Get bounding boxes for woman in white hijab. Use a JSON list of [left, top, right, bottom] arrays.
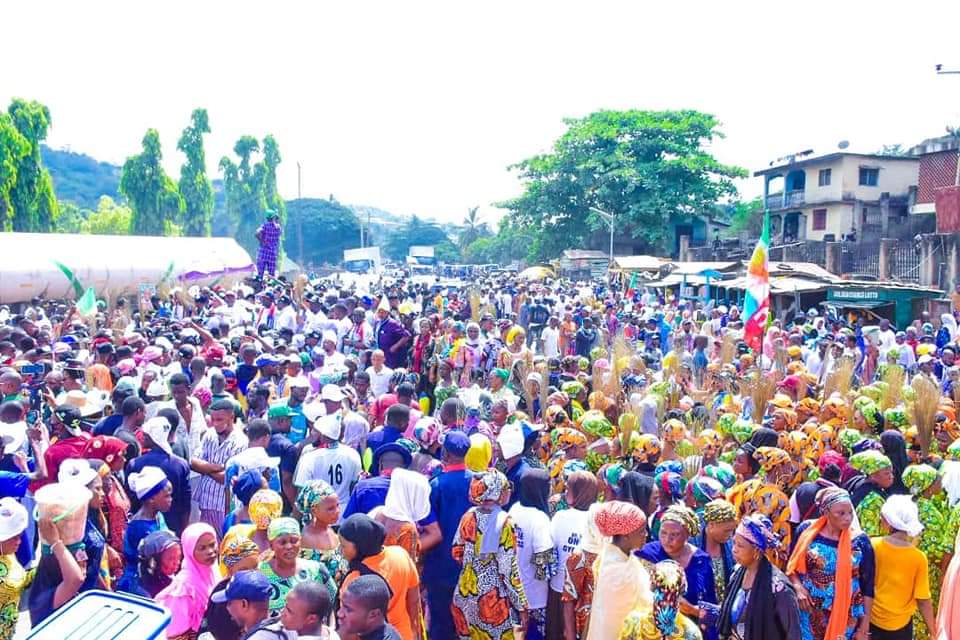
[[371, 467, 432, 563]]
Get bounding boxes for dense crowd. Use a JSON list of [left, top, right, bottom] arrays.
[[1, 265, 960, 640]]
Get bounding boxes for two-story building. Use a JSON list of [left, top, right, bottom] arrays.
[[754, 151, 919, 243]]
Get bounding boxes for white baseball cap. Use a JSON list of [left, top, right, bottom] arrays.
[[287, 376, 311, 390], [0, 497, 29, 541], [321, 384, 345, 403], [313, 414, 342, 440], [497, 423, 524, 459], [58, 458, 99, 486]]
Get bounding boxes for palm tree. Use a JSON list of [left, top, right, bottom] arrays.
[[460, 206, 482, 249]]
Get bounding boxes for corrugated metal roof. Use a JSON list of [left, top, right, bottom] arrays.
[[561, 250, 609, 260], [612, 255, 668, 271], [667, 262, 739, 275], [721, 275, 831, 293]]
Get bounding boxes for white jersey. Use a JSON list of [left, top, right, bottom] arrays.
[[294, 444, 362, 513], [549, 507, 588, 592], [508, 503, 554, 609]]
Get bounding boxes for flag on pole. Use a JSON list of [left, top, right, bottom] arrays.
[[76, 287, 98, 317], [625, 272, 638, 298], [743, 211, 770, 353]]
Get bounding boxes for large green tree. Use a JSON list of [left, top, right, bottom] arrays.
[[499, 110, 747, 259], [284, 198, 361, 266], [0, 113, 30, 230], [462, 216, 535, 264], [120, 129, 183, 235], [220, 135, 284, 257], [6, 99, 59, 231], [177, 108, 214, 236]]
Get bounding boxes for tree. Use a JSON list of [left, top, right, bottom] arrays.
[[83, 196, 133, 235], [120, 129, 183, 235], [498, 110, 747, 259], [458, 206, 490, 249], [462, 216, 536, 264], [0, 112, 29, 230], [177, 108, 214, 236], [53, 200, 86, 233], [728, 197, 764, 234], [220, 135, 284, 256], [284, 198, 361, 267], [383, 215, 453, 260], [6, 99, 58, 231], [877, 143, 909, 156]]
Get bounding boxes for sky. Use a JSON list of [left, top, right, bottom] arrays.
[[4, 1, 960, 226]]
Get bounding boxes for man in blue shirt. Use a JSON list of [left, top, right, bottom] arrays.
[[341, 442, 414, 519], [283, 377, 310, 444], [364, 403, 407, 456], [421, 431, 473, 639]]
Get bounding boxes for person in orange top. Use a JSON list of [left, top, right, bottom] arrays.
[[870, 495, 936, 640], [339, 514, 420, 640]]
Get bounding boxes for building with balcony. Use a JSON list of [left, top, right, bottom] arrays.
[[754, 151, 919, 243]]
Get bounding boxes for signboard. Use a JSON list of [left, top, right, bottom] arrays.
[[829, 289, 880, 301]]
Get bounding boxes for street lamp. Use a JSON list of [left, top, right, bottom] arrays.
[[589, 206, 616, 266]]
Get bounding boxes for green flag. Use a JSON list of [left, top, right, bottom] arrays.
[[76, 287, 97, 317]]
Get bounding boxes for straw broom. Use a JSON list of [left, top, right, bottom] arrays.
[[470, 289, 481, 324], [912, 375, 939, 457], [745, 370, 777, 423], [880, 364, 905, 411], [720, 333, 737, 366]]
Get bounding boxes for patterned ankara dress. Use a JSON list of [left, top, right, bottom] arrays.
[[452, 508, 528, 640], [793, 522, 875, 640], [561, 549, 595, 639], [911, 494, 960, 640]]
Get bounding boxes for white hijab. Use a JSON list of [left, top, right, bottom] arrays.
[[381, 468, 431, 523]]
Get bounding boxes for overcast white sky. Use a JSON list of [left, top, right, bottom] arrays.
[[4, 1, 960, 225]]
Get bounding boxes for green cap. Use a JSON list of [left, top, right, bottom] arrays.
[[265, 209, 278, 219], [268, 403, 295, 419]]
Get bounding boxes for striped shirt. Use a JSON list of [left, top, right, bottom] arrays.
[[194, 427, 248, 511]]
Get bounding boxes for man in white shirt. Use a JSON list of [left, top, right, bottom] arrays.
[[541, 316, 561, 358], [317, 331, 346, 374], [293, 413, 361, 516], [274, 295, 299, 334], [876, 318, 898, 354], [365, 350, 393, 397]]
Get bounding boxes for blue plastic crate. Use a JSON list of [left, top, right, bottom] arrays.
[[26, 589, 171, 640]]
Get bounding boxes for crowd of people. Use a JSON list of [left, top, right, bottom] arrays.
[[1, 266, 960, 640]]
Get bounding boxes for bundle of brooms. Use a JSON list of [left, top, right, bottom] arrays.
[[719, 333, 737, 366], [744, 369, 778, 423], [911, 375, 940, 457], [880, 364, 905, 411], [823, 356, 854, 402]]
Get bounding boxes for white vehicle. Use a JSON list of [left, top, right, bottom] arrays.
[[406, 245, 436, 285], [343, 247, 382, 274]]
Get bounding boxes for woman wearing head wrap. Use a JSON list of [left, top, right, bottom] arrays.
[[134, 530, 182, 599], [507, 469, 557, 639], [688, 499, 738, 623], [116, 466, 173, 595], [639, 504, 719, 640], [902, 463, 958, 640], [786, 487, 876, 640], [547, 471, 598, 637], [295, 480, 346, 584], [217, 488, 281, 576], [660, 418, 687, 462], [374, 467, 432, 564], [846, 450, 894, 537], [201, 536, 260, 640], [735, 462, 793, 569], [587, 501, 652, 640], [156, 523, 219, 640], [879, 429, 910, 495], [619, 559, 702, 640], [627, 432, 662, 475], [452, 469, 529, 640], [650, 470, 687, 539], [82, 435, 131, 562], [685, 475, 725, 515], [258, 517, 336, 617], [339, 514, 421, 640], [868, 494, 936, 640], [717, 514, 800, 640], [618, 471, 658, 519]]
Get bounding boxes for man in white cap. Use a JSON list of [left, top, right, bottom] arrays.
[[318, 331, 346, 374], [293, 413, 360, 518]]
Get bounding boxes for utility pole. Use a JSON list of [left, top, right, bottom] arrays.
[[589, 206, 616, 268]]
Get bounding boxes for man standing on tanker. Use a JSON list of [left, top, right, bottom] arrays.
[[255, 209, 282, 280]]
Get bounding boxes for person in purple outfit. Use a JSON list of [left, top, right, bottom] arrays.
[[255, 209, 282, 280], [373, 297, 412, 369]]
